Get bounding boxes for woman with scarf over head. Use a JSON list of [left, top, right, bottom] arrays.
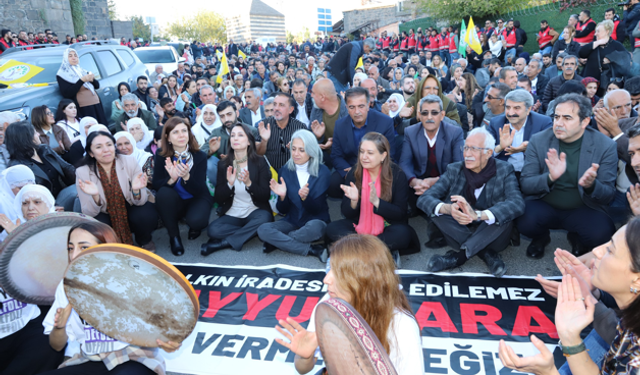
[[114, 132, 154, 188], [191, 104, 222, 148], [126, 118, 154, 151], [56, 48, 107, 125], [0, 184, 58, 241], [76, 130, 157, 252], [0, 165, 36, 241]]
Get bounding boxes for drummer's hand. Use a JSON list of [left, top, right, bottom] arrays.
[[275, 317, 318, 359], [0, 214, 18, 233], [55, 206, 64, 212], [54, 304, 72, 329], [157, 339, 181, 353]]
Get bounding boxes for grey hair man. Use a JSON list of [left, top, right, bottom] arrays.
[[114, 93, 157, 132], [149, 64, 164, 84], [239, 87, 265, 126]]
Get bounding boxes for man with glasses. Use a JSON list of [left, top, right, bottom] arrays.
[[482, 83, 510, 127], [417, 127, 525, 277], [542, 55, 582, 112], [518, 94, 617, 259]]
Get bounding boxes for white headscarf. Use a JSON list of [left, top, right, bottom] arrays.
[[192, 104, 222, 147], [78, 116, 98, 149], [126, 118, 153, 150], [13, 184, 56, 224], [114, 131, 153, 168], [88, 124, 109, 135], [0, 166, 36, 222], [386, 93, 406, 118], [56, 48, 96, 95]]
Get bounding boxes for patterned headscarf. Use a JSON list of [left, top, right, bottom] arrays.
[[56, 48, 96, 95]]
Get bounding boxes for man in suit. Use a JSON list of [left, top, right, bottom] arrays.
[[518, 94, 617, 259], [291, 79, 312, 127], [400, 95, 464, 215], [417, 127, 525, 277], [239, 87, 265, 126], [328, 87, 396, 198]]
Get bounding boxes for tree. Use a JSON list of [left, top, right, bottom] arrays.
[[286, 27, 311, 44], [417, 0, 523, 24], [167, 11, 226, 43], [108, 0, 118, 21], [130, 15, 151, 41]]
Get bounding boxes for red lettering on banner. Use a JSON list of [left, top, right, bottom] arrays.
[[511, 306, 559, 339], [243, 293, 281, 320], [202, 291, 243, 318], [460, 303, 507, 336], [415, 302, 458, 333], [275, 296, 320, 323], [195, 290, 201, 298]]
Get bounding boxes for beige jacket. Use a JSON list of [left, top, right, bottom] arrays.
[[76, 155, 149, 217]]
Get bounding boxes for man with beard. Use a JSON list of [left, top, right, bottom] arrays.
[[604, 8, 625, 41], [239, 87, 265, 126], [157, 98, 184, 126], [502, 20, 517, 61], [257, 93, 310, 170], [0, 29, 14, 53], [400, 75, 416, 101], [132, 76, 153, 110], [113, 93, 157, 133], [201, 100, 261, 186], [17, 31, 31, 49], [542, 55, 582, 111], [536, 20, 559, 56]]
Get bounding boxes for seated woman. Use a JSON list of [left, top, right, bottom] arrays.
[[127, 118, 154, 151], [257, 130, 330, 261], [325, 132, 419, 265], [41, 221, 180, 375], [31, 105, 72, 158], [0, 165, 36, 225], [153, 118, 212, 256], [0, 184, 57, 238], [276, 234, 424, 375], [76, 130, 157, 251], [500, 217, 640, 375], [115, 132, 154, 188], [54, 99, 81, 143], [201, 123, 272, 255], [176, 79, 196, 113], [5, 121, 77, 212], [192, 104, 221, 148]]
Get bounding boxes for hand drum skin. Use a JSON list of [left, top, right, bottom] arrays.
[[64, 244, 199, 347], [0, 213, 99, 305], [315, 298, 398, 375]]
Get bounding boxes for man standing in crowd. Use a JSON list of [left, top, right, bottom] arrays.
[[518, 94, 617, 258], [525, 59, 549, 97], [574, 9, 596, 45], [624, 0, 640, 49], [325, 38, 376, 93], [309, 78, 348, 166], [291, 79, 312, 127], [0, 29, 14, 53]]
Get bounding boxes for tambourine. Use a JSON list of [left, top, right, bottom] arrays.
[[315, 298, 398, 375], [0, 213, 98, 305], [64, 244, 199, 347]]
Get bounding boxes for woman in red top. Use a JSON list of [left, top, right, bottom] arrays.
[[407, 29, 417, 55]]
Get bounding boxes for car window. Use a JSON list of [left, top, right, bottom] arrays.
[[116, 49, 135, 67], [79, 53, 102, 80], [97, 51, 122, 77], [134, 49, 176, 63]]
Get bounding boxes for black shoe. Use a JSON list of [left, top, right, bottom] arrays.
[[201, 239, 231, 256], [170, 236, 184, 256], [526, 235, 550, 259], [424, 237, 447, 249], [263, 242, 277, 254], [479, 249, 507, 278], [188, 229, 202, 240], [510, 226, 521, 247], [427, 250, 464, 272], [392, 250, 401, 269], [567, 232, 588, 256], [308, 244, 328, 263]]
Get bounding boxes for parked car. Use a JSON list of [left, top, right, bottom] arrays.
[[0, 40, 149, 128], [133, 46, 184, 76]]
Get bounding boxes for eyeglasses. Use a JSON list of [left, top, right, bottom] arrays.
[[486, 94, 501, 101], [420, 110, 442, 117], [461, 146, 490, 153]]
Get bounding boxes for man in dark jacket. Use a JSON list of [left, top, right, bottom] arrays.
[[115, 93, 158, 133], [325, 38, 376, 93], [227, 39, 238, 58], [542, 55, 582, 111]]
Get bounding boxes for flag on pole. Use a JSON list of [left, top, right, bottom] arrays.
[[465, 17, 483, 55], [458, 19, 467, 58], [238, 50, 247, 60], [355, 57, 363, 70], [216, 53, 230, 84]]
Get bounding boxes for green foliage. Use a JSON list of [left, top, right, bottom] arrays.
[[129, 15, 151, 41], [286, 27, 311, 44], [416, 0, 525, 24], [108, 0, 118, 21], [166, 11, 226, 43], [69, 0, 85, 35]]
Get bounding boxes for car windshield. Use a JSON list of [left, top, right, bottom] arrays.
[[134, 49, 175, 63], [0, 55, 63, 84]]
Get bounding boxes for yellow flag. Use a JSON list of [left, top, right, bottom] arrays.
[[216, 53, 230, 84], [355, 57, 363, 70], [238, 50, 247, 59], [0, 59, 45, 85], [464, 17, 483, 55]]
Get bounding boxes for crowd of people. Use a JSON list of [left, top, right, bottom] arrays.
[[3, 3, 640, 374]]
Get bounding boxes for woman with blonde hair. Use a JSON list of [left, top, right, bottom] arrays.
[[275, 234, 424, 375], [579, 19, 627, 85], [276, 76, 290, 94]]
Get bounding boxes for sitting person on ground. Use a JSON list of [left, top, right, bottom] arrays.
[[114, 132, 154, 188], [325, 132, 420, 266], [126, 117, 154, 151], [201, 123, 273, 255], [0, 184, 57, 238], [76, 130, 157, 252], [417, 127, 525, 277], [276, 234, 424, 375], [257, 130, 330, 261], [114, 93, 157, 134]]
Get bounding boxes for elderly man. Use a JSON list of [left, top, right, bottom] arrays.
[[113, 93, 157, 133], [239, 87, 265, 126], [360, 78, 382, 112], [325, 38, 376, 93], [542, 55, 582, 111], [400, 95, 464, 218], [518, 94, 617, 258], [328, 87, 396, 198], [417, 127, 525, 277], [149, 64, 164, 84], [367, 65, 390, 94], [526, 59, 549, 97]]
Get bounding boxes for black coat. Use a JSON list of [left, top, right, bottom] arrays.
[[578, 40, 628, 82], [9, 145, 76, 197], [152, 150, 212, 202], [56, 77, 107, 126], [215, 156, 271, 216], [551, 39, 581, 61]]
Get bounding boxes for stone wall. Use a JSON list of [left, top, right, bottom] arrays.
[[0, 0, 75, 37], [343, 5, 397, 35], [111, 20, 133, 41], [81, 0, 112, 39]]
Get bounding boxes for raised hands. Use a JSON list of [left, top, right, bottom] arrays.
[[275, 317, 318, 360], [368, 181, 380, 208], [77, 179, 100, 196], [545, 149, 567, 182], [628, 183, 640, 216], [498, 334, 555, 375], [498, 124, 515, 152], [399, 102, 414, 118], [226, 166, 237, 186], [299, 183, 309, 201], [555, 275, 596, 342], [505, 141, 528, 156], [208, 136, 222, 155], [270, 177, 287, 199], [340, 182, 359, 202], [310, 120, 325, 139], [237, 168, 251, 187], [319, 137, 333, 150], [131, 172, 148, 191], [258, 121, 271, 141], [0, 214, 18, 234], [578, 163, 599, 189]]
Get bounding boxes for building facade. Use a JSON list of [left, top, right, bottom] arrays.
[[226, 0, 286, 44]]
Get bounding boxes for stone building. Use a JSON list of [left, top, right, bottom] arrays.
[[226, 0, 286, 44], [341, 0, 422, 37]]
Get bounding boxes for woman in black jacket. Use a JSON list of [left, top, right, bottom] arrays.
[[5, 121, 77, 212], [152, 117, 213, 256], [201, 123, 272, 255], [325, 132, 420, 262], [579, 20, 627, 85], [552, 26, 581, 62]]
